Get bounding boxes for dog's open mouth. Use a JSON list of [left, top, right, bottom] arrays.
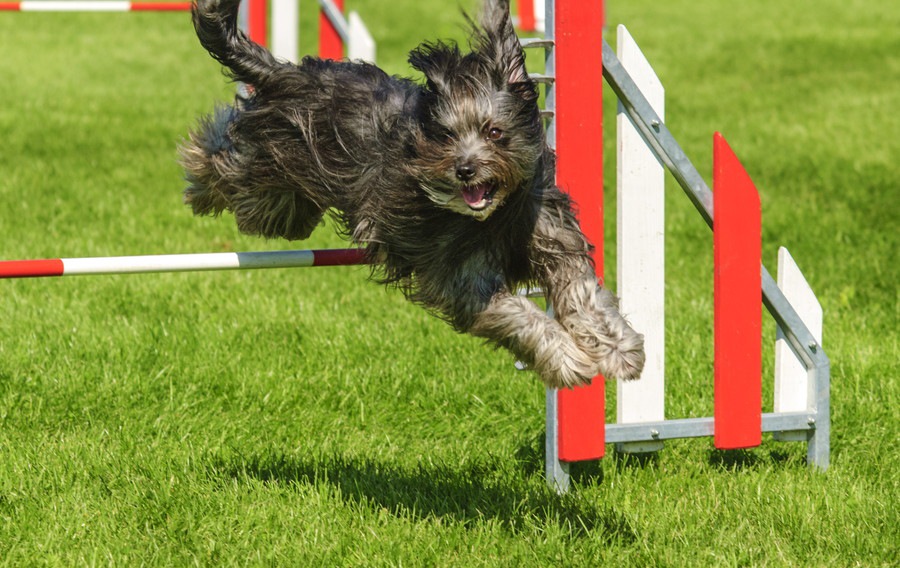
[[460, 182, 499, 211]]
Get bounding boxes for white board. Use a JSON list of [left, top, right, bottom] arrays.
[[271, 0, 299, 63], [774, 246, 823, 414], [616, 25, 666, 452], [348, 11, 376, 63]]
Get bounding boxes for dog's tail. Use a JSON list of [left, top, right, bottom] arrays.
[[192, 0, 281, 86]]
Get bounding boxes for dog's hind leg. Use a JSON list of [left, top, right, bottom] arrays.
[[181, 106, 327, 241], [181, 105, 241, 218], [230, 186, 325, 241]]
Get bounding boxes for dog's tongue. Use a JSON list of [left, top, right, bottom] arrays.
[[462, 183, 491, 206]]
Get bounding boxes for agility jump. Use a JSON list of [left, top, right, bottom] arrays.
[[1, 0, 829, 493], [538, 3, 828, 492]]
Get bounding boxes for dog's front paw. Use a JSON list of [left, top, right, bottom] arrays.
[[559, 286, 646, 382], [558, 320, 645, 382], [529, 340, 601, 389], [594, 327, 645, 382], [542, 322, 646, 387]]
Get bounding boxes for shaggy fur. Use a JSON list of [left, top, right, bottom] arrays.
[[181, 0, 645, 388]]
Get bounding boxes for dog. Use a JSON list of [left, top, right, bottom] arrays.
[[180, 0, 645, 388]]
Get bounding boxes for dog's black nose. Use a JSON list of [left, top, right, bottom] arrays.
[[455, 163, 476, 182]]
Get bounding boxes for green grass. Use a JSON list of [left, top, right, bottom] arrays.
[[0, 1, 897, 565]]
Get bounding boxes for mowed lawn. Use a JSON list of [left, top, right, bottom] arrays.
[[0, 0, 897, 565]]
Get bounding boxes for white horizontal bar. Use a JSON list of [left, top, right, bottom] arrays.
[[20, 1, 132, 11], [61, 250, 315, 275]]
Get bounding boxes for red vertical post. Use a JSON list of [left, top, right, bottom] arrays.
[[519, 0, 536, 32], [247, 0, 267, 47], [713, 133, 762, 449], [320, 0, 344, 60], [554, 0, 606, 461]]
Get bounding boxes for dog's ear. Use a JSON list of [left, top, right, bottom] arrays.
[[409, 41, 458, 94], [476, 0, 533, 97]]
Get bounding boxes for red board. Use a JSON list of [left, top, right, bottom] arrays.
[[713, 133, 762, 449], [554, 0, 606, 462], [247, 0, 267, 47], [519, 0, 536, 32], [319, 0, 343, 60]]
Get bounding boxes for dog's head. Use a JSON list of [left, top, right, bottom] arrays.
[[407, 0, 543, 221]]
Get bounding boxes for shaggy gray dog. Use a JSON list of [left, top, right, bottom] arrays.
[[181, 0, 644, 388]]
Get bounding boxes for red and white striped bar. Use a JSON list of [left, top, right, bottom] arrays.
[[0, 249, 367, 279], [0, 2, 190, 11]]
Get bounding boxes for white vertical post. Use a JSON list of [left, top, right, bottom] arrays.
[[236, 0, 250, 98], [238, 0, 248, 35], [347, 11, 376, 63], [272, 0, 299, 63], [774, 247, 823, 440], [616, 25, 666, 453], [534, 0, 546, 32]]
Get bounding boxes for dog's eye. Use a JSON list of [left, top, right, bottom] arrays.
[[486, 127, 504, 141]]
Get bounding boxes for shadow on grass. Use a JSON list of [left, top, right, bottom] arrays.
[[515, 431, 660, 483], [707, 447, 801, 470], [207, 448, 637, 542]]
